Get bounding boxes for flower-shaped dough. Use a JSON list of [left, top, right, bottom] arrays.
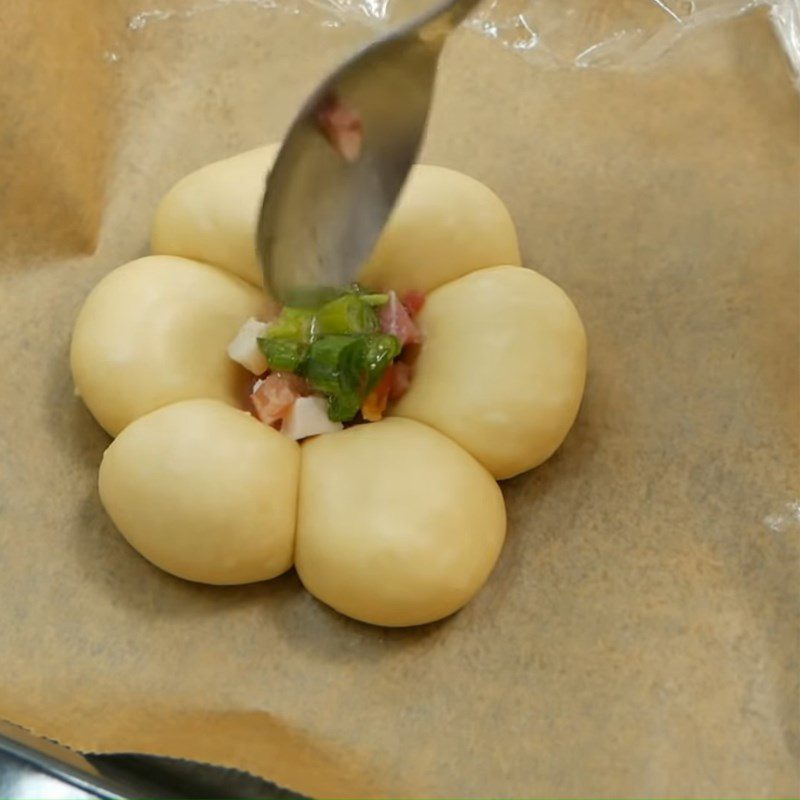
[[71, 144, 586, 626]]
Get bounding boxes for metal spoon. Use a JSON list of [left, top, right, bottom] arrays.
[[257, 0, 482, 306]]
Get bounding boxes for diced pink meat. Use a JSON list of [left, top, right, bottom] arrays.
[[316, 93, 363, 163], [401, 290, 426, 318], [250, 372, 310, 427], [379, 291, 423, 347]]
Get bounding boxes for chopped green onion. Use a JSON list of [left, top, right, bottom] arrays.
[[305, 336, 365, 422], [362, 334, 401, 393], [315, 294, 379, 336], [360, 293, 390, 307], [264, 307, 315, 342], [326, 391, 363, 423], [304, 335, 360, 396], [258, 338, 308, 372], [251, 286, 405, 422], [302, 333, 399, 422]]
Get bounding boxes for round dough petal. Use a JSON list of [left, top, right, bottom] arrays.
[[392, 266, 586, 480], [70, 255, 270, 436], [99, 399, 299, 585], [152, 145, 280, 286], [358, 165, 521, 294], [295, 417, 506, 627], [152, 145, 520, 293]]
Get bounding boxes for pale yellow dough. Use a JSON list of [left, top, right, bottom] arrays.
[[70, 255, 269, 436], [99, 399, 299, 585], [392, 266, 587, 480], [358, 164, 521, 295], [152, 145, 280, 287], [151, 144, 520, 293], [72, 145, 588, 619], [295, 418, 506, 627]]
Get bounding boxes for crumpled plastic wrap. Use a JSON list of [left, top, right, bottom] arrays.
[[466, 0, 800, 73], [125, 0, 800, 77]]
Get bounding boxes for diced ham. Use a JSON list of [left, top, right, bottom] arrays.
[[379, 291, 423, 347], [389, 360, 412, 401], [316, 93, 363, 163], [401, 290, 426, 318], [250, 372, 310, 427]]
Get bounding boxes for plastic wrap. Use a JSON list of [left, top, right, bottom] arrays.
[[124, 0, 800, 77], [468, 0, 800, 72]]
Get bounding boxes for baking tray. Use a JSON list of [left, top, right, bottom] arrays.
[[0, 720, 303, 799]]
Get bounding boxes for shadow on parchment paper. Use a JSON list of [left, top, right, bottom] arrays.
[[735, 511, 800, 760], [71, 470, 450, 663], [68, 468, 451, 665], [270, 579, 449, 664], [48, 345, 112, 472], [71, 488, 306, 620], [0, 2, 121, 265]]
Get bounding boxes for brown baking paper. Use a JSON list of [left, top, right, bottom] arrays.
[[1, 1, 798, 796]]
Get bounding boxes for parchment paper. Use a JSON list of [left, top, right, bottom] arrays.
[[1, 1, 798, 797]]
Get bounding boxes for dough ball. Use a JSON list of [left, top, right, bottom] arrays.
[[358, 164, 521, 295], [99, 399, 299, 585], [152, 145, 520, 293], [392, 266, 586, 480], [295, 417, 506, 627], [70, 255, 270, 436], [152, 145, 280, 286]]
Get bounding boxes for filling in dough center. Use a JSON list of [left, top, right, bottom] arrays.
[[227, 284, 425, 439]]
